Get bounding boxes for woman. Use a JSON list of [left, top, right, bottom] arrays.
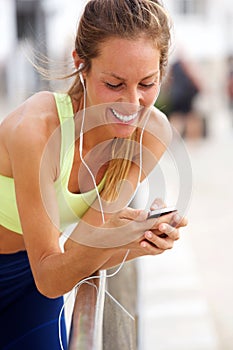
[[0, 0, 187, 349]]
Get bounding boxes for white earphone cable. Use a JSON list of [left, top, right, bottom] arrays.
[[58, 69, 161, 349], [78, 76, 106, 224]]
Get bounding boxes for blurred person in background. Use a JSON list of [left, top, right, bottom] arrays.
[[160, 49, 206, 139], [0, 1, 187, 349]]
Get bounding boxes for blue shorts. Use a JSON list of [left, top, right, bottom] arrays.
[[0, 251, 67, 350]]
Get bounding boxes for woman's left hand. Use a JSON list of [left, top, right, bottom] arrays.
[[138, 197, 188, 255], [139, 212, 188, 255]]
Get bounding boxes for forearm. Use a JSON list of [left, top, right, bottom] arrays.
[[32, 205, 155, 297], [100, 248, 142, 270], [35, 242, 114, 298]]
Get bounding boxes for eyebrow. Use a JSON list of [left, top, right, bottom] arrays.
[[102, 71, 160, 81]]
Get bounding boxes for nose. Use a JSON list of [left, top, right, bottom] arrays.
[[121, 87, 142, 107]]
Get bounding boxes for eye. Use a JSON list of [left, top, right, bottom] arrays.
[[105, 82, 123, 90], [139, 82, 156, 89]]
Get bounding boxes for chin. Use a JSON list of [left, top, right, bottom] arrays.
[[111, 124, 136, 139]]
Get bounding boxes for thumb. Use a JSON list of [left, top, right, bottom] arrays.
[[120, 208, 149, 222]]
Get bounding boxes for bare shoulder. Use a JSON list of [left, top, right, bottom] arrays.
[[4, 91, 59, 148], [142, 106, 172, 152], [134, 106, 172, 178], [0, 92, 61, 177]]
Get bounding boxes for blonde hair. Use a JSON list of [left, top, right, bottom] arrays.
[[68, 0, 171, 201]]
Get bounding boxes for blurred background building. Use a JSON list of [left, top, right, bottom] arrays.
[[158, 0, 233, 138], [0, 0, 85, 109], [0, 0, 232, 122], [1, 1, 233, 349]]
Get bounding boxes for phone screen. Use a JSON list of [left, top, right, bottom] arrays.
[[147, 207, 177, 219]]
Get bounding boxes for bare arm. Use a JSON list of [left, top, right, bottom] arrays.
[[7, 95, 116, 298]]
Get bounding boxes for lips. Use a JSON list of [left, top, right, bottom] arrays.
[[110, 108, 138, 124]]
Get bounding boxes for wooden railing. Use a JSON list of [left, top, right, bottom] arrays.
[[68, 261, 138, 350]]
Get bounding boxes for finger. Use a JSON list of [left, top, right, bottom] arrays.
[[171, 213, 188, 228], [158, 223, 180, 241], [150, 198, 166, 211], [144, 231, 174, 250], [150, 212, 188, 229], [119, 207, 149, 222], [140, 239, 164, 255]]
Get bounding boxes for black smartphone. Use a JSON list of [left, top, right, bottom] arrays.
[[147, 206, 177, 219]]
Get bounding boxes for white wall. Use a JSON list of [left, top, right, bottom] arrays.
[[0, 0, 17, 62], [164, 0, 233, 60], [42, 0, 87, 58]]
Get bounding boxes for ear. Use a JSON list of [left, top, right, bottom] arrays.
[[72, 50, 84, 70]]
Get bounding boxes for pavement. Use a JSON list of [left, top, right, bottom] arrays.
[[137, 108, 233, 350]]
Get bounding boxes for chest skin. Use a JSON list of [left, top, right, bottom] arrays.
[[67, 139, 111, 195]]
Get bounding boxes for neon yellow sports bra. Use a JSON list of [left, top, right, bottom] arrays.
[[0, 93, 105, 234]]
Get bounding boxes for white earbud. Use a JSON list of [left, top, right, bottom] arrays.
[[78, 63, 85, 86], [79, 62, 84, 69]]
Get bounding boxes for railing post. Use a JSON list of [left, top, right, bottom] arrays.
[[68, 276, 100, 350], [103, 261, 138, 350], [68, 261, 138, 350]]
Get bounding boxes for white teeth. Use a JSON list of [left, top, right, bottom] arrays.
[[111, 108, 138, 123]]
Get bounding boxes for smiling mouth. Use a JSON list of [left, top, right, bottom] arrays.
[[110, 108, 138, 123]]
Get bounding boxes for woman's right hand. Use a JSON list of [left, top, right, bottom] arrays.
[[69, 207, 152, 248], [69, 206, 181, 249]]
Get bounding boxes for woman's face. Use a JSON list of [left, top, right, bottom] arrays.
[[84, 37, 161, 138]]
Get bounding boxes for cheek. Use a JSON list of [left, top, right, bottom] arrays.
[[97, 89, 120, 105], [144, 89, 160, 106], [88, 84, 114, 104]]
